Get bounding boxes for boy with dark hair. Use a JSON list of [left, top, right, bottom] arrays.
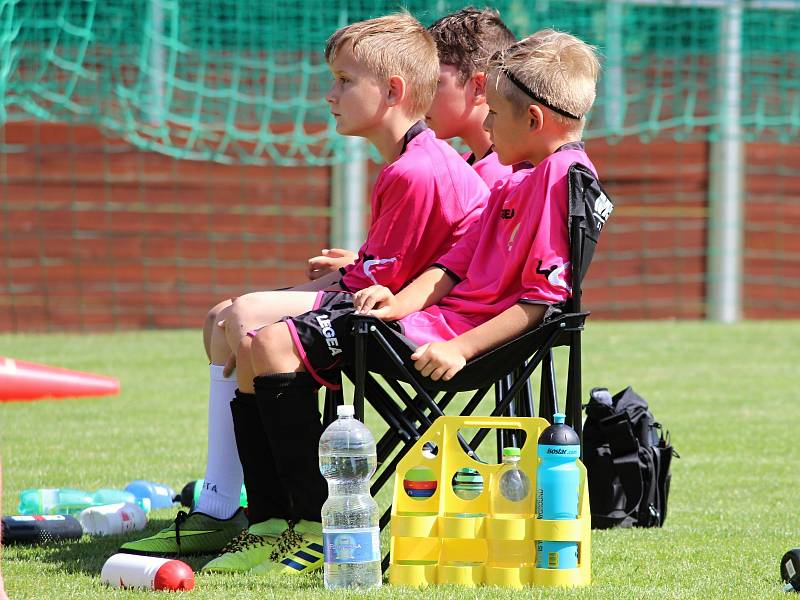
[[241, 28, 602, 576], [426, 7, 518, 186]]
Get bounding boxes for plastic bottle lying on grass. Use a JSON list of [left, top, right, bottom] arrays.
[[1, 514, 83, 544], [18, 488, 150, 516], [124, 480, 177, 510], [101, 554, 194, 591], [78, 502, 147, 536], [177, 479, 247, 509]]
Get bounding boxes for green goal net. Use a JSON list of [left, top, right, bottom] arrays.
[[3, 1, 798, 165]]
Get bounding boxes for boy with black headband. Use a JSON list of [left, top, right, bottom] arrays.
[[242, 28, 602, 575]]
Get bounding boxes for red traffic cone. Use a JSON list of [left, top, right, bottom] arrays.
[[0, 357, 120, 402]]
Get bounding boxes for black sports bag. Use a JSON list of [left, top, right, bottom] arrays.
[[583, 386, 678, 529]]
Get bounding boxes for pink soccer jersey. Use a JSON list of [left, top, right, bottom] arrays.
[[463, 149, 514, 189], [340, 126, 488, 293], [399, 145, 595, 346]]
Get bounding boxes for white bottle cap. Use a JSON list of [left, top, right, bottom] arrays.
[[337, 404, 355, 417]]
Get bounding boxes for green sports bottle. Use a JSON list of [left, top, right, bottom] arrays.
[[177, 480, 247, 509]]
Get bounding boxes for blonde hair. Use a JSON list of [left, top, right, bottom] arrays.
[[325, 13, 438, 118], [489, 29, 600, 133]]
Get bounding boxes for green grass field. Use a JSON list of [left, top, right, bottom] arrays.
[[1, 322, 798, 599]]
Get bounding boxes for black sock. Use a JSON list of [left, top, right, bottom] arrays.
[[230, 389, 292, 524], [253, 372, 328, 522]]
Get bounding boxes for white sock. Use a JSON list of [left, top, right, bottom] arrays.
[[193, 364, 244, 520]]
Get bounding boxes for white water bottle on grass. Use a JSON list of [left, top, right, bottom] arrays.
[[319, 404, 382, 590], [101, 554, 194, 591], [79, 502, 147, 536]]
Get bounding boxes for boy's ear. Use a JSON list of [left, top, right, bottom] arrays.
[[528, 104, 545, 132], [471, 72, 487, 105], [386, 75, 407, 107]]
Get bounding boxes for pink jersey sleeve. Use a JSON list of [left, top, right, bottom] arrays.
[[340, 168, 439, 292], [518, 162, 572, 304], [340, 129, 488, 293]]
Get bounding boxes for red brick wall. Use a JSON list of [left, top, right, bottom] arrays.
[[2, 122, 797, 331], [587, 138, 709, 319], [2, 122, 330, 331], [742, 142, 800, 318]]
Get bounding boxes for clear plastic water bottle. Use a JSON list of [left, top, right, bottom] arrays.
[[489, 447, 533, 567], [319, 404, 381, 590], [536, 413, 580, 570], [497, 447, 531, 505]]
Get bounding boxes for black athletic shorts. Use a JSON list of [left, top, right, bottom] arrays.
[[282, 290, 416, 390]]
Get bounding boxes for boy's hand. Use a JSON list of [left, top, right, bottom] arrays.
[[411, 341, 467, 381], [306, 248, 357, 280], [353, 285, 400, 319]]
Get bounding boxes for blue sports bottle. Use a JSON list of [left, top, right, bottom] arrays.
[[124, 480, 177, 510], [536, 413, 580, 570]]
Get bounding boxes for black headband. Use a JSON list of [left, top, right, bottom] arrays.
[[502, 69, 582, 121]]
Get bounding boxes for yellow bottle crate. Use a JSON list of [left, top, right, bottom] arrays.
[[388, 415, 590, 589]]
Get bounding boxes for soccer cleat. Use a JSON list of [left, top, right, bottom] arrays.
[[249, 520, 324, 576], [200, 519, 288, 574], [118, 508, 248, 557]]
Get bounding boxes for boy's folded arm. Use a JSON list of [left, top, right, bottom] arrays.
[[355, 267, 455, 319], [411, 303, 547, 382], [395, 267, 457, 315], [450, 302, 547, 363]]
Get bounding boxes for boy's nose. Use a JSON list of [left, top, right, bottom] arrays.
[[325, 84, 338, 105]]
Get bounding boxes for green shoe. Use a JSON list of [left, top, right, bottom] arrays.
[[249, 520, 324, 576], [201, 519, 289, 574], [118, 508, 248, 557]]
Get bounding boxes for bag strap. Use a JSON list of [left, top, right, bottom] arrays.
[[599, 412, 645, 519]]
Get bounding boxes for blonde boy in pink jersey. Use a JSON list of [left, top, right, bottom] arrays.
[[120, 13, 487, 562], [238, 29, 601, 575], [425, 8, 518, 188]]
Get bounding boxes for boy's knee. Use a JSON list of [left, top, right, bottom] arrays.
[[250, 323, 294, 368], [205, 299, 233, 326], [204, 299, 234, 360], [228, 293, 263, 322], [224, 295, 263, 343], [251, 324, 286, 352]]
